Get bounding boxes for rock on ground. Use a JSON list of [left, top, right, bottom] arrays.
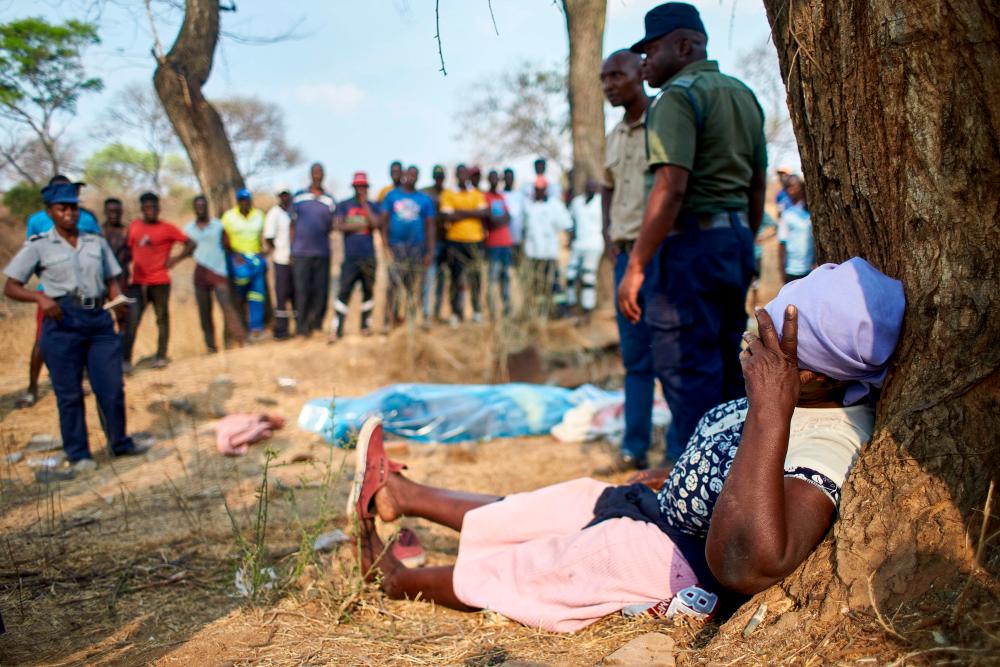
[[598, 632, 675, 666]]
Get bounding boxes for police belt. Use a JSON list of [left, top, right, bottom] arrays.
[[615, 213, 749, 251], [613, 239, 636, 254], [669, 211, 749, 237], [57, 294, 105, 309]]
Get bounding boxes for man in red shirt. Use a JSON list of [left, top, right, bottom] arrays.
[[122, 192, 194, 371], [483, 169, 513, 318]]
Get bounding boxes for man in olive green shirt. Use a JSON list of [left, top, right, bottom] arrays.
[[618, 2, 766, 462]]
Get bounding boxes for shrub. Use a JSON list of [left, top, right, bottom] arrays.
[[3, 182, 42, 221]]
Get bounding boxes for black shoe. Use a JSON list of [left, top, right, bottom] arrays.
[[595, 453, 649, 476], [113, 442, 153, 458]]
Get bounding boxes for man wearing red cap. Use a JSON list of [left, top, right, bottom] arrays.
[[331, 172, 381, 340]]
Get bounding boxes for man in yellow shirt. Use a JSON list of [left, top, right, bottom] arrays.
[[439, 164, 488, 325], [221, 188, 268, 339]]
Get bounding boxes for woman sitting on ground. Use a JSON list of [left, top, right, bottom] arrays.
[[348, 258, 905, 633]]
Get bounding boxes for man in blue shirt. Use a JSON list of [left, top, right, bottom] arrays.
[[184, 194, 245, 352], [291, 163, 336, 337], [331, 172, 381, 340], [381, 165, 436, 331], [774, 166, 794, 214], [18, 175, 103, 409], [777, 175, 814, 282]]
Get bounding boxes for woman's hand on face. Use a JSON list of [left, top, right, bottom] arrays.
[[740, 306, 800, 415]]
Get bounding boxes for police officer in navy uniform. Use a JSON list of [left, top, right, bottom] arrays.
[[3, 182, 151, 472], [618, 3, 766, 463]]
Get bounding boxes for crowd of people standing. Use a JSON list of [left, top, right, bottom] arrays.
[[1, 0, 813, 487], [0, 159, 605, 472]]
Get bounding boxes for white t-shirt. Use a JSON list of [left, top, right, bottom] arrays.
[[569, 194, 605, 253], [263, 204, 293, 265], [523, 198, 571, 260], [777, 203, 814, 277], [783, 403, 874, 501], [501, 189, 526, 245]]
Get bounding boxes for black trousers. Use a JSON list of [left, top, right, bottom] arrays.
[[42, 299, 135, 462], [292, 255, 330, 335], [123, 283, 170, 363], [194, 283, 245, 351], [385, 246, 425, 326], [446, 241, 483, 320], [273, 262, 295, 338], [334, 255, 376, 335]]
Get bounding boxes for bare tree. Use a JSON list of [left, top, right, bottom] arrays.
[[698, 0, 1000, 659], [97, 81, 177, 190], [733, 39, 797, 168], [149, 0, 244, 216], [0, 134, 73, 186], [562, 0, 606, 195], [457, 63, 570, 172], [215, 96, 302, 180]]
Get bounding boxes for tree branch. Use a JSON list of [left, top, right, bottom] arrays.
[[434, 0, 447, 76], [0, 142, 41, 186], [144, 0, 167, 63], [487, 0, 499, 36]]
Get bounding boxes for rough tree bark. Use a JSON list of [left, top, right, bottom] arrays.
[[151, 0, 243, 216], [710, 0, 999, 653], [563, 0, 607, 196]]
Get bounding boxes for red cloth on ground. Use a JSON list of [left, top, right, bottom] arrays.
[[215, 413, 286, 456]]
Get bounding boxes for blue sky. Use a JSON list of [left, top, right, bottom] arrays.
[[3, 0, 784, 198]]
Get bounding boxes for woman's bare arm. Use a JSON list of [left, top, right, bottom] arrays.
[[705, 307, 836, 594]]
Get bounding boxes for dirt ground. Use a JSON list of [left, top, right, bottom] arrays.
[[2, 232, 989, 666], [0, 292, 670, 666]]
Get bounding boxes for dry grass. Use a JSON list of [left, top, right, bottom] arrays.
[[0, 285, 647, 665]]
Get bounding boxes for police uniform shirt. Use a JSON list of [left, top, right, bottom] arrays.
[[3, 228, 122, 298], [603, 110, 648, 242], [646, 59, 767, 214]]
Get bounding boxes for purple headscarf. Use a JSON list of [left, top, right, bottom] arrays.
[[763, 257, 905, 405]]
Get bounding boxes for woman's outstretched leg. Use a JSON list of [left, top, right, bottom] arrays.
[[374, 472, 499, 532], [358, 517, 475, 611]]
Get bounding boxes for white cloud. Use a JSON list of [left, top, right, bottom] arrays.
[[291, 82, 366, 114]]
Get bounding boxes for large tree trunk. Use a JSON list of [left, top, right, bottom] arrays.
[[563, 0, 607, 197], [152, 0, 243, 216], [704, 0, 999, 657]]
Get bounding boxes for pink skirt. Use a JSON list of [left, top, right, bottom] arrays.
[[452, 478, 697, 633]]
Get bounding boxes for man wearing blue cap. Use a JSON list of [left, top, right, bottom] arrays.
[[221, 188, 268, 340], [3, 182, 151, 472], [619, 2, 767, 463]]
